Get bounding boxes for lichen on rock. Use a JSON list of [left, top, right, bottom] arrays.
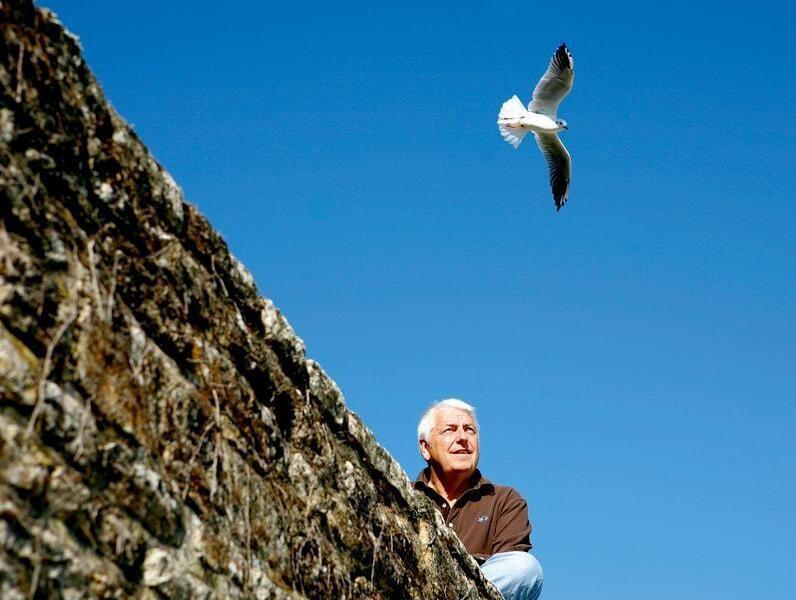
[[0, 1, 502, 598]]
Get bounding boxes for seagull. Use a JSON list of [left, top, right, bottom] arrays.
[[497, 43, 574, 210]]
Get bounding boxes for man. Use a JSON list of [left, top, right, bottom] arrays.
[[414, 399, 543, 600]]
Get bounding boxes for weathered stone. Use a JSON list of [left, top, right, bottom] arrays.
[[0, 1, 503, 598]]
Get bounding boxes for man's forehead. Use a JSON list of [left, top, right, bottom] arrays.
[[434, 408, 475, 426]]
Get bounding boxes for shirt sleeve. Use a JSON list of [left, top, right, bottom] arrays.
[[491, 488, 532, 555]]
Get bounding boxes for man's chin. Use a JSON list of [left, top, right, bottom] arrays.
[[447, 460, 476, 473]]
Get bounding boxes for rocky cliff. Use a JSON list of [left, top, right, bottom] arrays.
[[0, 2, 503, 598]]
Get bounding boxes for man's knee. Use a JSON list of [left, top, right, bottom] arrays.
[[509, 552, 543, 591], [481, 551, 543, 599], [519, 552, 542, 579]]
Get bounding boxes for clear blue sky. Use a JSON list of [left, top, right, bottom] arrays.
[[45, 1, 795, 598]]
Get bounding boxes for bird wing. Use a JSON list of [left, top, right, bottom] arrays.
[[528, 43, 574, 119], [534, 133, 571, 210]]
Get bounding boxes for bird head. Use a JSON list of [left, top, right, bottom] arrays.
[[557, 119, 568, 131]]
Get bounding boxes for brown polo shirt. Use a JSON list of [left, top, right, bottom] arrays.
[[414, 468, 532, 563]]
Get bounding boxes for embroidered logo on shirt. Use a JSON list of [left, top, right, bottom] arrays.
[[476, 514, 489, 523]]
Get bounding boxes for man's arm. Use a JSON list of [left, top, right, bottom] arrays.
[[491, 488, 532, 555]]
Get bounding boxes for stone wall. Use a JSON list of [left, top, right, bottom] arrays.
[[0, 1, 502, 598]]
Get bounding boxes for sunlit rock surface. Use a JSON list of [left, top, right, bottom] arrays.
[[0, 1, 502, 598]]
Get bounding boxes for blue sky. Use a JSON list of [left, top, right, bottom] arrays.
[[45, 1, 795, 598]]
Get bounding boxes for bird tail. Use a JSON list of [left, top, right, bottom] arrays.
[[497, 95, 529, 149]]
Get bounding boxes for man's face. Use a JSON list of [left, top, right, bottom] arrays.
[[420, 407, 479, 477]]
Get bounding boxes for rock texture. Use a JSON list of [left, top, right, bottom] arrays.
[[0, 1, 503, 598]]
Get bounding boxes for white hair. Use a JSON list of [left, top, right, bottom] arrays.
[[417, 398, 478, 442]]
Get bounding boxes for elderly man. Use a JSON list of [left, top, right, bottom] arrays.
[[414, 399, 543, 600]]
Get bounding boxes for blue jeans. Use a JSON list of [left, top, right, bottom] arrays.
[[480, 551, 543, 600]]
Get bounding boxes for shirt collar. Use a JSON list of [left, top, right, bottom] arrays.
[[413, 467, 494, 499]]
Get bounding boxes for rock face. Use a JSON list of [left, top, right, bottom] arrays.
[[0, 2, 502, 598]]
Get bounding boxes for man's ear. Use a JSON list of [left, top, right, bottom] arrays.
[[419, 439, 431, 461]]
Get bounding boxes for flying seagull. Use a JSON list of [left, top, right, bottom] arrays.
[[497, 43, 574, 210]]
